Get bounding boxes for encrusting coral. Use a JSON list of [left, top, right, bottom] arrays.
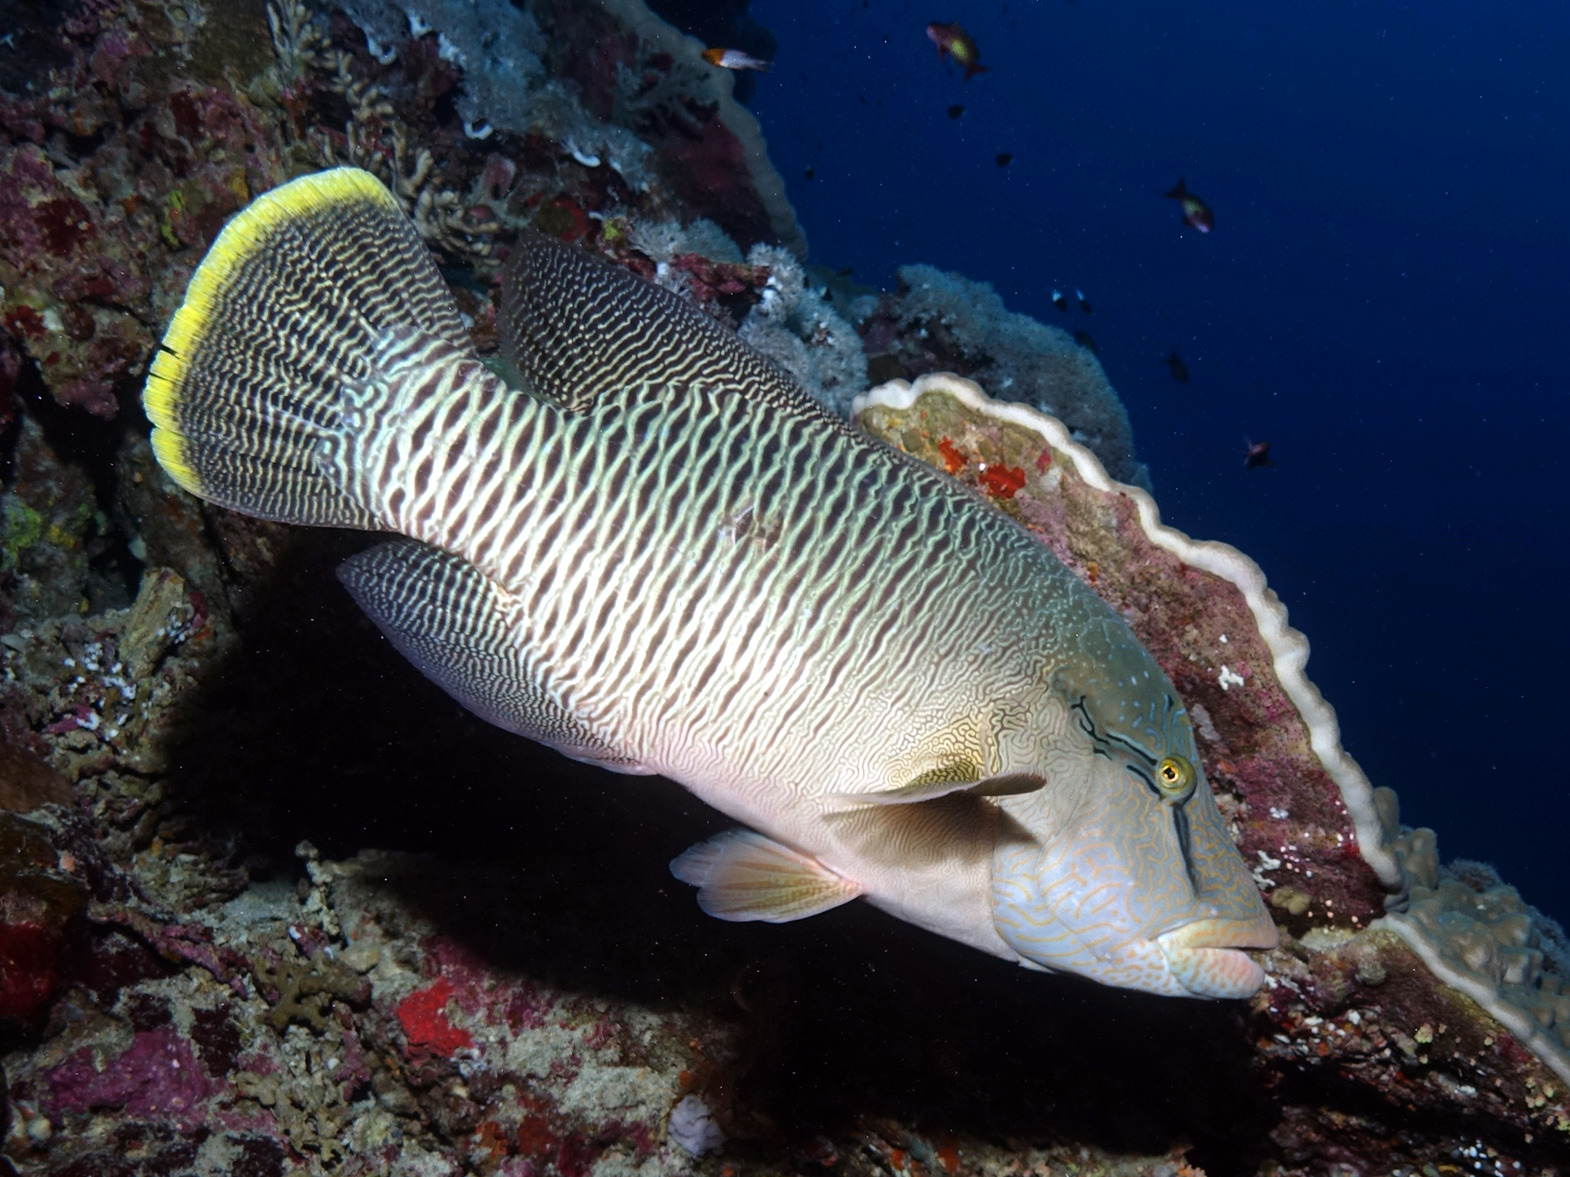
[[855, 373, 1570, 1133], [861, 266, 1149, 488]]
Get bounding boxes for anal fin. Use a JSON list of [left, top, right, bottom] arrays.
[[670, 830, 863, 923], [337, 539, 650, 773]]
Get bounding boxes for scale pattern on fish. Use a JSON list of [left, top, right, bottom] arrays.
[[143, 168, 1276, 997]]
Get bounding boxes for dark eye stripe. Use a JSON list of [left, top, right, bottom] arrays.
[[1127, 761, 1161, 800], [1174, 805, 1199, 891], [1105, 730, 1156, 767]]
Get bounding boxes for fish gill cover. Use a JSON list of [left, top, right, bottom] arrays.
[[0, 1, 1568, 1176]]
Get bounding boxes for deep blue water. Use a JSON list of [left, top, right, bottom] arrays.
[[746, 0, 1570, 924]]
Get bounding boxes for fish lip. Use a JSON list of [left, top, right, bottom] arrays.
[[1155, 915, 1280, 998]]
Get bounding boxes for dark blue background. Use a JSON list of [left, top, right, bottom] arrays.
[[747, 0, 1570, 923]]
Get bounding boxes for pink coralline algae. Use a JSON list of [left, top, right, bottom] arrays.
[[0, 5, 285, 417], [0, 922, 64, 1022], [46, 1025, 216, 1131], [0, 811, 92, 1024], [667, 254, 770, 302], [855, 381, 1391, 931]]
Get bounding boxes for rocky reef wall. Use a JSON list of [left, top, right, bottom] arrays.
[[1, 2, 1567, 1176]]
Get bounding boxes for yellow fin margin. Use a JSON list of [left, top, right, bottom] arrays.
[[141, 167, 401, 496]]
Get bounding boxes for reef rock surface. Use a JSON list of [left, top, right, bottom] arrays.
[[2, 2, 1569, 1176]]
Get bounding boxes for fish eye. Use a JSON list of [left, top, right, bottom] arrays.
[[1156, 755, 1195, 797]]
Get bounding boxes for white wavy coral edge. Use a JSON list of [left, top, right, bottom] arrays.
[[855, 373, 1570, 1088], [1381, 916, 1570, 1086], [852, 373, 1403, 889]]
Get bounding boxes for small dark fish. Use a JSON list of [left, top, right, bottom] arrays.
[[1051, 289, 1067, 312], [835, 266, 854, 277], [948, 104, 965, 119], [702, 47, 772, 72], [1164, 177, 1214, 233], [1072, 330, 1098, 355], [1075, 288, 1092, 315], [927, 21, 990, 79], [804, 167, 815, 180], [1243, 439, 1273, 470], [996, 152, 1013, 167], [1165, 349, 1189, 383]]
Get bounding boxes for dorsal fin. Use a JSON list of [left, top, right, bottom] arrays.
[[498, 232, 833, 418]]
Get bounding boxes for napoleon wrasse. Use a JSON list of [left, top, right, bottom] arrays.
[[143, 168, 1276, 997]]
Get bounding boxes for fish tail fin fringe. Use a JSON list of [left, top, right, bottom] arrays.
[[141, 166, 472, 528]]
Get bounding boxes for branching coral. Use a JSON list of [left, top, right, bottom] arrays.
[[268, 4, 501, 265], [624, 215, 743, 265], [737, 244, 868, 416]]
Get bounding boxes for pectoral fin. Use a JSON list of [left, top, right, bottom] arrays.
[[836, 701, 1046, 808], [830, 771, 1046, 807], [670, 830, 863, 923]]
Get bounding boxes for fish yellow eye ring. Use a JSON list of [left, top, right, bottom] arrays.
[[1156, 755, 1195, 796]]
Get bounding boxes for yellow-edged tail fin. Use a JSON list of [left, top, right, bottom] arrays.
[[142, 167, 470, 527]]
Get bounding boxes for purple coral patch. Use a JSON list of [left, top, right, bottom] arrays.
[[46, 1025, 217, 1129]]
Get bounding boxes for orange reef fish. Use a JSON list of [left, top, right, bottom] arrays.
[[1165, 177, 1214, 233], [927, 22, 989, 80], [702, 47, 771, 72], [1243, 439, 1274, 470]]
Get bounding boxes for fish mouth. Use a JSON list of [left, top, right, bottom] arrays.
[[1156, 915, 1280, 999]]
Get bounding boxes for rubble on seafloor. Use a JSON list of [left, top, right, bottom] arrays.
[[2, 1, 1569, 1175]]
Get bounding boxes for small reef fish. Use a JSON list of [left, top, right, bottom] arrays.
[[1165, 349, 1190, 384], [701, 47, 771, 72], [927, 21, 990, 80], [995, 152, 1013, 167], [1071, 330, 1097, 355], [1244, 439, 1274, 469], [1165, 177, 1214, 233], [1075, 288, 1092, 315], [1051, 289, 1067, 312], [144, 168, 1275, 1000], [947, 104, 965, 119]]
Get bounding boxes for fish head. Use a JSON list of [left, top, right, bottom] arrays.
[[989, 645, 1277, 998]]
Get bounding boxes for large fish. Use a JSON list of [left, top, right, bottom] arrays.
[[143, 168, 1276, 998]]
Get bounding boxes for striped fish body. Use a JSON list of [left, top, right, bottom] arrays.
[[145, 169, 1276, 998], [344, 325, 1096, 949]]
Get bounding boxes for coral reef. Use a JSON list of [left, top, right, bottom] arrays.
[[737, 244, 868, 416], [2, 366, 1565, 1174], [534, 0, 807, 256], [1387, 858, 1570, 1085], [0, 0, 802, 421], [855, 373, 1570, 1166], [3, 0, 1568, 1173], [861, 267, 1148, 488]]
